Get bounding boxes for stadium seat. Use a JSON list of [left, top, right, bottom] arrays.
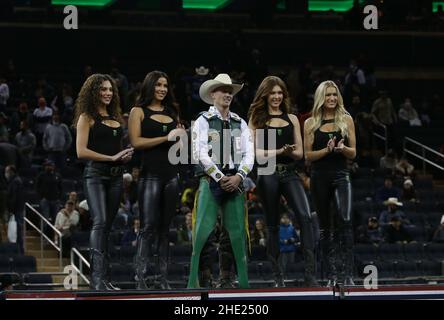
[[354, 243, 378, 264], [23, 273, 53, 290], [0, 256, 12, 272], [403, 242, 425, 261], [250, 245, 266, 262], [11, 255, 37, 273], [0, 243, 19, 256], [425, 243, 444, 261], [170, 244, 192, 263], [378, 243, 405, 262]]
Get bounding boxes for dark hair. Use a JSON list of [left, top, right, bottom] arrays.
[[248, 76, 291, 129], [72, 74, 123, 127], [135, 71, 179, 121]]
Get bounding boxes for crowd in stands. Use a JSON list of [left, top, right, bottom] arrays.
[[0, 51, 443, 287]]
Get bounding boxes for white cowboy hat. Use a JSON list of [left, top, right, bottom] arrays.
[[199, 73, 244, 105], [195, 66, 209, 76], [384, 197, 403, 206]]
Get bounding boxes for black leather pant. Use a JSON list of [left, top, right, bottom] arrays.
[[257, 171, 316, 279], [84, 163, 123, 290], [135, 173, 179, 282], [84, 165, 123, 253], [310, 169, 354, 281]]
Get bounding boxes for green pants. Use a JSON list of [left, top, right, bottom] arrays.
[[188, 178, 249, 288]]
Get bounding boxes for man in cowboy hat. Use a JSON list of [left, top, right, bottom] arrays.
[[188, 73, 254, 288], [378, 197, 411, 228]]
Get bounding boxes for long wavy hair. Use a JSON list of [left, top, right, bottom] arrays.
[[308, 80, 349, 137], [72, 74, 123, 127], [135, 71, 179, 121], [248, 76, 291, 129]]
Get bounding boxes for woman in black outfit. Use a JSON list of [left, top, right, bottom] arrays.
[[248, 76, 318, 287], [128, 71, 185, 289], [304, 80, 356, 286], [74, 74, 134, 290]]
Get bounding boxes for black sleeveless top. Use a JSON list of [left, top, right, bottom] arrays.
[[87, 115, 123, 159], [261, 113, 295, 165], [140, 107, 178, 177], [312, 119, 347, 171]]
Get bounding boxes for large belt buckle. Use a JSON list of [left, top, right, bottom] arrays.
[[110, 166, 121, 177], [276, 164, 286, 174]]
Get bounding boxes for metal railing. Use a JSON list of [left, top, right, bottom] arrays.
[[372, 121, 388, 155], [403, 137, 444, 174], [24, 203, 63, 270], [70, 247, 90, 285]]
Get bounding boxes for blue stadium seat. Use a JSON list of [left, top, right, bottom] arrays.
[[354, 243, 378, 264], [250, 245, 266, 262], [394, 260, 420, 278], [170, 244, 192, 263], [23, 273, 53, 290], [11, 255, 37, 273], [425, 243, 444, 261], [119, 246, 136, 263], [403, 242, 425, 261], [378, 243, 405, 262], [0, 255, 12, 272], [167, 263, 186, 281], [285, 261, 305, 280], [0, 243, 19, 256], [419, 260, 442, 277], [71, 231, 90, 249]]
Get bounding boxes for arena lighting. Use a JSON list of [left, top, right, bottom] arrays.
[[182, 0, 232, 10], [308, 0, 365, 12], [51, 0, 115, 7], [433, 2, 444, 12]]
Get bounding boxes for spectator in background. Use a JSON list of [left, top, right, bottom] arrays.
[[398, 98, 421, 127], [121, 218, 140, 247], [371, 90, 397, 149], [10, 102, 34, 136], [110, 68, 129, 112], [0, 112, 9, 142], [33, 97, 53, 146], [380, 149, 398, 175], [356, 216, 383, 244], [54, 200, 79, 257], [0, 76, 9, 113], [395, 157, 415, 178], [344, 59, 366, 104], [379, 197, 410, 228], [68, 191, 79, 210], [36, 159, 62, 223], [278, 213, 299, 279], [250, 218, 268, 247], [78, 199, 91, 232], [34, 77, 56, 102], [375, 177, 401, 204], [401, 179, 417, 202], [347, 94, 368, 119], [177, 212, 193, 245], [43, 112, 72, 170], [5, 165, 25, 254], [185, 66, 211, 121], [432, 215, 444, 243], [383, 216, 411, 244], [0, 142, 22, 169], [14, 120, 36, 167]]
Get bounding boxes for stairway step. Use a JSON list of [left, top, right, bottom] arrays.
[[26, 250, 60, 259], [38, 266, 63, 272], [37, 258, 70, 268]]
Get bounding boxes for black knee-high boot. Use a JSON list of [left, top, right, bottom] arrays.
[[90, 248, 107, 290], [155, 234, 171, 290], [267, 226, 285, 287], [303, 248, 319, 287], [134, 231, 153, 290], [320, 233, 337, 287]]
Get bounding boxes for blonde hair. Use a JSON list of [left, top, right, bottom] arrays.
[[308, 80, 349, 137]]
